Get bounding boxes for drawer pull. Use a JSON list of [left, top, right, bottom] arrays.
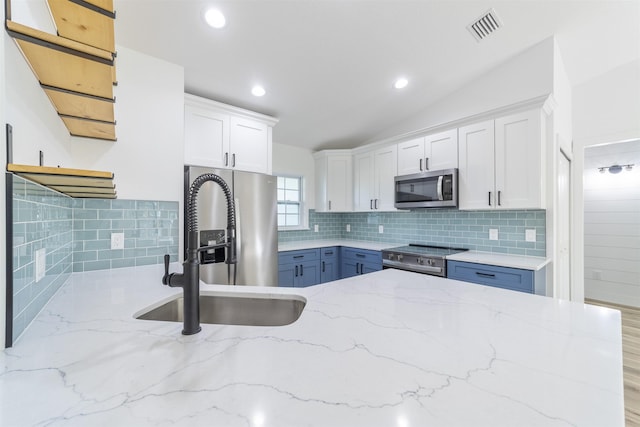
[[476, 272, 496, 278], [293, 255, 304, 259], [325, 251, 333, 255], [356, 253, 366, 258]]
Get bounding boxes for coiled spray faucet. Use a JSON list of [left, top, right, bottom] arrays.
[[162, 173, 236, 335]]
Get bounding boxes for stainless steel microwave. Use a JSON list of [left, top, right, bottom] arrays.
[[394, 168, 458, 209]]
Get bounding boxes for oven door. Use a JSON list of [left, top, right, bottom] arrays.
[[394, 168, 458, 209], [382, 257, 446, 277]]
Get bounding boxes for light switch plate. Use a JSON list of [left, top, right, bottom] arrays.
[[35, 248, 46, 282], [346, 224, 351, 232], [111, 232, 125, 249], [525, 229, 536, 242], [314, 224, 319, 232], [378, 225, 384, 234], [489, 229, 499, 240]]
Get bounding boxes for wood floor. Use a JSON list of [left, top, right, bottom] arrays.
[[586, 299, 640, 427]]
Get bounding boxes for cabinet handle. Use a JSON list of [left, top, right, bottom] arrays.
[[498, 191, 502, 206], [356, 262, 361, 274], [295, 265, 299, 277], [488, 191, 492, 206], [322, 261, 325, 272], [224, 152, 229, 166], [375, 199, 379, 209], [356, 253, 366, 258], [328, 200, 332, 210], [370, 199, 374, 210], [325, 251, 333, 255], [293, 255, 304, 259], [300, 264, 304, 276], [419, 158, 423, 171], [425, 157, 429, 170], [475, 272, 496, 278], [232, 153, 236, 167]]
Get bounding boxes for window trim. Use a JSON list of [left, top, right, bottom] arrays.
[[276, 175, 307, 230]]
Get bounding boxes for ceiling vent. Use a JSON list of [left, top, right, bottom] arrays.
[[467, 8, 502, 42]]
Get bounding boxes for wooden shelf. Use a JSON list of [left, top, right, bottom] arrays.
[[5, 0, 117, 141], [7, 163, 117, 199], [47, 0, 116, 53]]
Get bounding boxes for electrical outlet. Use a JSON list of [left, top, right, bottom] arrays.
[[378, 225, 384, 234], [525, 229, 536, 242], [35, 248, 46, 282], [489, 229, 499, 240], [346, 224, 351, 232], [314, 224, 319, 233], [111, 232, 125, 250]]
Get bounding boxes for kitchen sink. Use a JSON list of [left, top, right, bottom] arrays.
[[135, 291, 306, 327]]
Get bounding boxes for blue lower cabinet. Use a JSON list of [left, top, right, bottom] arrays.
[[320, 247, 339, 283], [278, 249, 320, 287], [340, 247, 382, 279], [447, 260, 541, 294]]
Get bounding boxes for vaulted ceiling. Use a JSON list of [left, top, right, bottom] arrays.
[[114, 0, 640, 151]]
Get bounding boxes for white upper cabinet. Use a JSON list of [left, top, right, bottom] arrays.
[[354, 145, 398, 211], [458, 109, 544, 210], [184, 94, 278, 174], [397, 129, 458, 175], [184, 104, 229, 169], [314, 150, 353, 212]]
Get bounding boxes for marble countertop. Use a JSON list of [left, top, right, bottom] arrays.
[[278, 239, 393, 252], [1, 264, 624, 426]]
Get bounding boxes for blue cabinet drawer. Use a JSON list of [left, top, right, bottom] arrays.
[[447, 260, 534, 294], [341, 247, 381, 264], [320, 246, 339, 260], [279, 249, 320, 265]]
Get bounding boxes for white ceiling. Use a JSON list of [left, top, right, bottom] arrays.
[[585, 139, 640, 170], [114, 0, 640, 151]]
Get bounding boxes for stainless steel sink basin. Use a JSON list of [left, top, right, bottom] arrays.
[[135, 292, 306, 327]]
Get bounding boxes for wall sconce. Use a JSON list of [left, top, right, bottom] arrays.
[[598, 164, 634, 174]]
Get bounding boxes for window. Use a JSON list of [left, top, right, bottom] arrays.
[[277, 176, 302, 228]]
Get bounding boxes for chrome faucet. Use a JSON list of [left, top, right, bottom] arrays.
[[162, 173, 236, 335]]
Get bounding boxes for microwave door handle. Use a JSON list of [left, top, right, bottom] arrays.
[[437, 176, 444, 201]]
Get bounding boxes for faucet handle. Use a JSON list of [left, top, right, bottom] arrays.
[[162, 254, 170, 285]]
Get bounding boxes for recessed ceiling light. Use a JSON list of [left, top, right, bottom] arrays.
[[204, 8, 226, 29], [394, 77, 408, 89], [251, 85, 266, 97]]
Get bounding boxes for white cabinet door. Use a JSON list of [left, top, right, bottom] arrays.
[[458, 120, 495, 210], [229, 117, 270, 174], [184, 104, 229, 168], [326, 154, 352, 211], [315, 152, 352, 212], [425, 128, 458, 171], [495, 110, 542, 209], [373, 145, 398, 210], [397, 137, 425, 175], [353, 151, 374, 211]]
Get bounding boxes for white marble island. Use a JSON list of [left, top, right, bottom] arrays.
[[0, 265, 624, 426]]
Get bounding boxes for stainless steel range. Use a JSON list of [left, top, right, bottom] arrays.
[[382, 244, 468, 277]]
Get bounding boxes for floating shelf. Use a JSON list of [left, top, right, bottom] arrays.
[[5, 0, 117, 141], [47, 0, 116, 53], [7, 163, 117, 199]]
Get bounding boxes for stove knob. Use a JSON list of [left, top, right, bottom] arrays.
[[427, 259, 434, 266], [417, 257, 423, 265], [388, 253, 394, 260], [397, 254, 403, 262]]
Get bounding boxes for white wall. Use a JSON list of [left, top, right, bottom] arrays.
[[572, 59, 640, 306], [368, 38, 555, 143], [1, 0, 7, 347], [272, 143, 316, 225], [583, 141, 640, 307]]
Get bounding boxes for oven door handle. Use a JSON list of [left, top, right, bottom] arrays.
[[382, 260, 443, 275], [437, 175, 444, 201]]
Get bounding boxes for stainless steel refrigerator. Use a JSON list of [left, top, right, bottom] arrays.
[[184, 166, 278, 286]]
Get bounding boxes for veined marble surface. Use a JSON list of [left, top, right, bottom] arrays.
[[278, 239, 393, 252], [0, 265, 624, 427]]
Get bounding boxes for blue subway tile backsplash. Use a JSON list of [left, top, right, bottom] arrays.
[[279, 209, 546, 257], [10, 175, 180, 343]]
